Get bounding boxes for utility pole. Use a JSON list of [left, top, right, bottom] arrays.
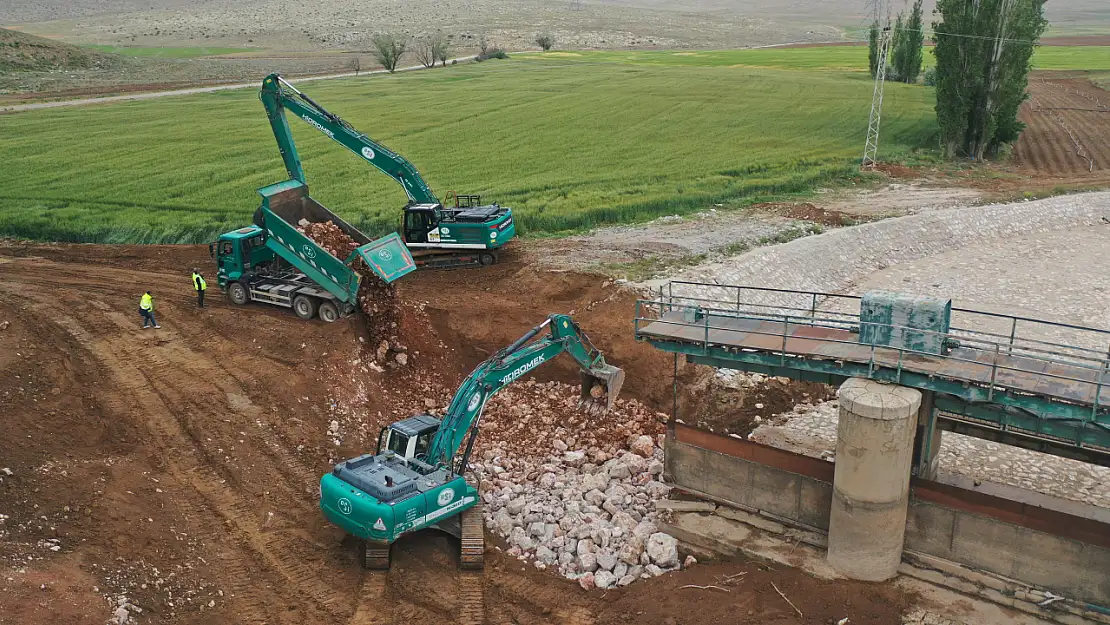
[[862, 26, 892, 169]]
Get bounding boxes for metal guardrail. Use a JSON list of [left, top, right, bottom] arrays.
[[635, 283, 1110, 437], [658, 282, 1110, 363]]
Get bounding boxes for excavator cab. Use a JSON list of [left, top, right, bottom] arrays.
[[376, 415, 439, 461]]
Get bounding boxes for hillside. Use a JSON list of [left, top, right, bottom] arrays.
[[0, 28, 120, 73]]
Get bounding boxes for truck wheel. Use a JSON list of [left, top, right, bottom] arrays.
[[318, 301, 339, 323], [293, 295, 318, 320], [228, 282, 250, 305], [479, 252, 496, 266]]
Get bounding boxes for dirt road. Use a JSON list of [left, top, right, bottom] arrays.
[[0, 242, 911, 624], [0, 56, 476, 113]]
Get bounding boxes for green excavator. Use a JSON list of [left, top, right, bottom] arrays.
[[261, 73, 517, 269], [319, 314, 626, 569]]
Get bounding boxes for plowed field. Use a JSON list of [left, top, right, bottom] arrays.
[[1014, 73, 1110, 180]]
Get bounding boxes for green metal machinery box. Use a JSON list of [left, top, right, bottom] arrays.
[[858, 291, 951, 355]]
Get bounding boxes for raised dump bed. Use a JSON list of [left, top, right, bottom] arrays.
[[213, 179, 415, 321]]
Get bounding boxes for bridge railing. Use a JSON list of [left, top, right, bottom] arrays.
[[655, 281, 1110, 367], [635, 284, 1110, 436]]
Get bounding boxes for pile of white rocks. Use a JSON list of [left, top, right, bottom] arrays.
[[472, 432, 688, 589]]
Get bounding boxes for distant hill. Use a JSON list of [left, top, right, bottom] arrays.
[[0, 28, 120, 73]]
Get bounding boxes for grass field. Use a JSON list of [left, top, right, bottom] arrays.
[[532, 45, 1110, 72], [0, 53, 941, 244], [84, 45, 255, 58]]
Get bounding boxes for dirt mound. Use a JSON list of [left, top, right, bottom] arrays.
[[682, 369, 835, 437], [595, 560, 914, 625]]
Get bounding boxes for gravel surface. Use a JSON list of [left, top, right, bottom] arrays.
[[650, 190, 1110, 309], [747, 397, 1110, 508]]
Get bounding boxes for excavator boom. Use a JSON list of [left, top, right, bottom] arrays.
[[260, 74, 439, 205], [426, 314, 625, 471]]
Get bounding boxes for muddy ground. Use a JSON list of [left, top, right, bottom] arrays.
[[0, 241, 912, 624]]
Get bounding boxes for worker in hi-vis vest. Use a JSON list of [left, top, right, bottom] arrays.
[[192, 268, 207, 308], [139, 291, 160, 329]]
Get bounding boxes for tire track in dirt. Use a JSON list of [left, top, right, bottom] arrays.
[[346, 572, 388, 625], [491, 572, 595, 625], [456, 571, 486, 625]]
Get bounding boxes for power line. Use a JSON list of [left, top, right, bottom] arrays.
[[841, 25, 1042, 46]]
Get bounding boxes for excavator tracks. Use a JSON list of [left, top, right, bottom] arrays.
[[364, 541, 392, 570], [460, 501, 485, 570]]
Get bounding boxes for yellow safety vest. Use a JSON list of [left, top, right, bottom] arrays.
[[192, 273, 207, 291], [140, 293, 153, 311]]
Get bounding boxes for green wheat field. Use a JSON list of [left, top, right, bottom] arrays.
[[2, 49, 947, 243]]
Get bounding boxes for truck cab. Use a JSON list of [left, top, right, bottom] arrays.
[[212, 225, 276, 288], [377, 414, 441, 462]]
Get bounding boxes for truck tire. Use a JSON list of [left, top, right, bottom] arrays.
[[318, 301, 339, 323], [228, 282, 250, 305], [479, 252, 496, 266], [293, 295, 318, 320]]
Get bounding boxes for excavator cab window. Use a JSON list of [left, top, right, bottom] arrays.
[[386, 431, 410, 456], [413, 432, 432, 459], [404, 209, 436, 244]]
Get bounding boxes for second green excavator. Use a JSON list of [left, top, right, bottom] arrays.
[[261, 73, 516, 269], [319, 314, 625, 569]]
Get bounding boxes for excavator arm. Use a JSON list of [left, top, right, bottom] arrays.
[[425, 314, 625, 473], [259, 73, 440, 205]]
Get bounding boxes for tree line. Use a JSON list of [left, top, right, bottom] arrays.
[[868, 0, 1048, 160], [366, 32, 558, 74], [868, 0, 926, 84]]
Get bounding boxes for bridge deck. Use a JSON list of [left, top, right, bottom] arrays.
[[634, 283, 1110, 460], [639, 311, 1110, 407]]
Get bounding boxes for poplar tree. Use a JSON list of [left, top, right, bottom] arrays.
[[933, 0, 1047, 158]]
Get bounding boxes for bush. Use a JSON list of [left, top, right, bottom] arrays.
[[476, 38, 509, 62], [535, 34, 554, 51], [923, 66, 936, 87]]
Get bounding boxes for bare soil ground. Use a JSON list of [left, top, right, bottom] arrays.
[[1014, 72, 1110, 181], [0, 241, 911, 625]]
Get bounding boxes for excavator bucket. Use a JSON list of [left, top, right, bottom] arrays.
[[579, 364, 626, 415]]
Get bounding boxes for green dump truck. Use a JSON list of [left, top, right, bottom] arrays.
[[213, 179, 416, 322]]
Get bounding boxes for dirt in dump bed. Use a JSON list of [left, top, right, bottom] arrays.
[[300, 220, 400, 352], [0, 240, 911, 625]]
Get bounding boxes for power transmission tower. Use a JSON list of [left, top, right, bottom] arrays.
[[569, 0, 582, 10], [862, 26, 892, 169]]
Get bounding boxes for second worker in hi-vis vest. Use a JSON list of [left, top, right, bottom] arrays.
[[191, 268, 207, 308]]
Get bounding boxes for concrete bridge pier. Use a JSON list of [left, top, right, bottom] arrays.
[[827, 378, 921, 581]]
